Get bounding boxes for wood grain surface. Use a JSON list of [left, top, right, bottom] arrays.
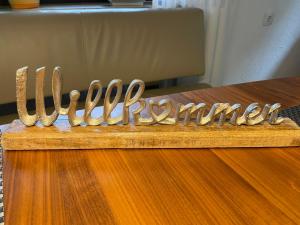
[[2, 76, 300, 225], [2, 118, 300, 150]]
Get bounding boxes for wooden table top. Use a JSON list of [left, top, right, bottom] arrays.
[[2, 76, 300, 225]]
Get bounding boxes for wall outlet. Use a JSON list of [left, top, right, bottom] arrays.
[[263, 11, 274, 26]]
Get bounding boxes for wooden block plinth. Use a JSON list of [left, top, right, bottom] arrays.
[[1, 119, 300, 150]]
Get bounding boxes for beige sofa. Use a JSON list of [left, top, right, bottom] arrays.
[[0, 7, 205, 104]]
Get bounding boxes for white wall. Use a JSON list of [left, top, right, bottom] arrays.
[[209, 0, 300, 86]]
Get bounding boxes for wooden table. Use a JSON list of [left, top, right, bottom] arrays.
[[2, 76, 300, 225]]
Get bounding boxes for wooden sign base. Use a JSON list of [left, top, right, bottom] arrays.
[[1, 118, 300, 150]]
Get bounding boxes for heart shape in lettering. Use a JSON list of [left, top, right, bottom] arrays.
[[149, 99, 172, 124]]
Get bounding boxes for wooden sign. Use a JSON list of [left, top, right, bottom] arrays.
[[1, 66, 300, 150]]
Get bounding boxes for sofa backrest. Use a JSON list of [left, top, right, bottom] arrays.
[[0, 7, 205, 103]]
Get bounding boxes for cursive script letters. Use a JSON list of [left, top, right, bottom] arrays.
[[16, 67, 284, 127]]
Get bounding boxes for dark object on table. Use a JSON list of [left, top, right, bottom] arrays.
[[279, 105, 300, 126]]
